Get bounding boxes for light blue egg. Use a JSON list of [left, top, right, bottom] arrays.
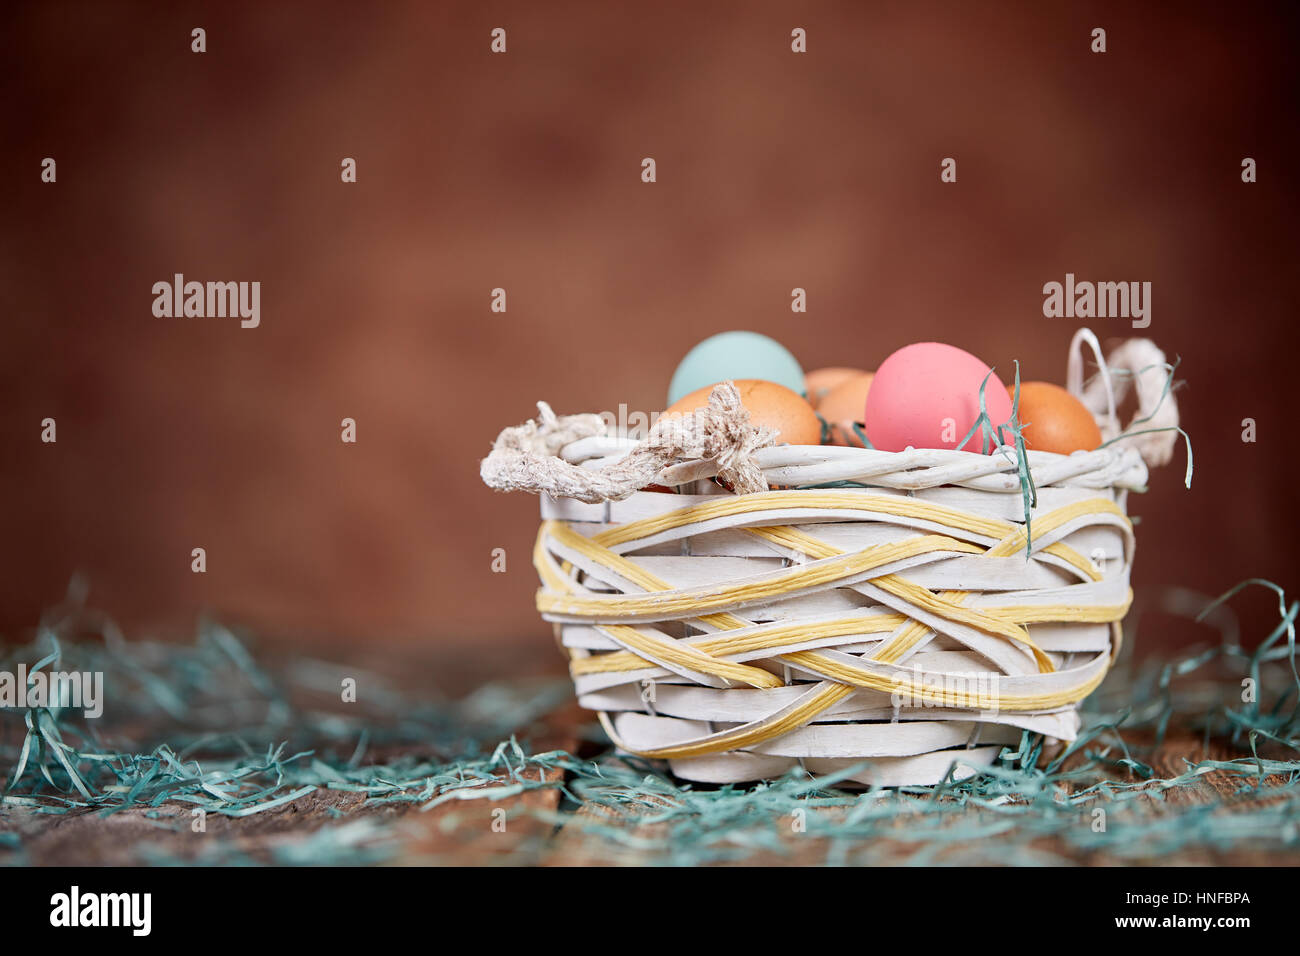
[[667, 331, 805, 405]]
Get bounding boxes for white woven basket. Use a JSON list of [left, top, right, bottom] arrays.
[[513, 330, 1176, 787]]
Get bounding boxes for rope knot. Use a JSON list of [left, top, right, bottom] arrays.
[[480, 381, 777, 502]]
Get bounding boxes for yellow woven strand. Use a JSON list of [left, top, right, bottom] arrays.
[[774, 650, 1108, 710], [746, 525, 1054, 672], [872, 497, 1124, 661], [571, 613, 906, 675], [628, 682, 857, 760], [749, 498, 1122, 667], [985, 594, 1133, 625], [591, 490, 1127, 552], [599, 624, 785, 689], [539, 523, 983, 620], [617, 663, 1110, 760], [537, 523, 784, 687]]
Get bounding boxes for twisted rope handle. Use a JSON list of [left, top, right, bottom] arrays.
[[480, 381, 776, 503]]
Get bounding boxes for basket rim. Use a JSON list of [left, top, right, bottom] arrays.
[[562, 432, 1133, 462], [558, 434, 1149, 494]]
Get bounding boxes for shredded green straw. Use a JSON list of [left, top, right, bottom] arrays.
[[2, 574, 1295, 866]]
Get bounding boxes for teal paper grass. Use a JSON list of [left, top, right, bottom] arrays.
[[2, 579, 1297, 866]]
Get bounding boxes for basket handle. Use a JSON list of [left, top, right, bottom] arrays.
[[480, 382, 775, 501], [1065, 327, 1181, 469], [1065, 328, 1120, 436]]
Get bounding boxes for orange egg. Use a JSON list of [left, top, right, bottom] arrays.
[[1008, 381, 1102, 455], [818, 372, 875, 446], [662, 379, 822, 445], [805, 367, 869, 409]]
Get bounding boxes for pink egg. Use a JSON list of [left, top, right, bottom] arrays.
[[863, 343, 1013, 454]]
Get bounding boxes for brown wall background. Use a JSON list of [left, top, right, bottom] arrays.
[[2, 1, 1298, 668]]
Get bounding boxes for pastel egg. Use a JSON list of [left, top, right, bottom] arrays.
[[817, 372, 875, 446], [863, 343, 1012, 453], [662, 379, 821, 446], [667, 332, 804, 406], [1008, 381, 1102, 455], [804, 367, 869, 409]]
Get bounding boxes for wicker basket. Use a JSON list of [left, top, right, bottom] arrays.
[[497, 330, 1176, 787]]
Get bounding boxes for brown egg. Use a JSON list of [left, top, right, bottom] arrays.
[[818, 372, 875, 446], [1008, 381, 1103, 454], [805, 367, 869, 409], [662, 379, 822, 445]]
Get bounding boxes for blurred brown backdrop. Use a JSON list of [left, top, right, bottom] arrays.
[[2, 1, 1298, 667]]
